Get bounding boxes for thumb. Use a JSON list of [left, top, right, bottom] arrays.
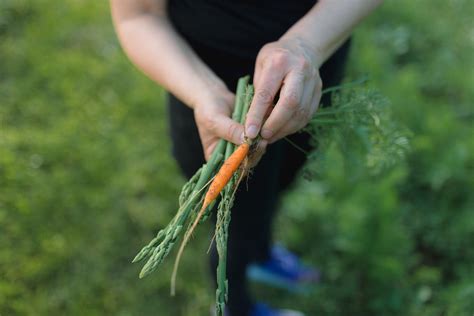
[[213, 115, 245, 145]]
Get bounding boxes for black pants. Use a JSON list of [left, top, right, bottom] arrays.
[[167, 40, 350, 316]]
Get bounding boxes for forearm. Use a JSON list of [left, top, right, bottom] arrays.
[[110, 0, 226, 109], [281, 0, 383, 67]]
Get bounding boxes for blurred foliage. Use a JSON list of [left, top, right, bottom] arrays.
[[0, 0, 473, 315]]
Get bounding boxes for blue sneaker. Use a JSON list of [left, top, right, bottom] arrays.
[[247, 245, 320, 293], [251, 303, 305, 316], [211, 303, 305, 316]]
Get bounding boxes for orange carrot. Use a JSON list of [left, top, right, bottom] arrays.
[[190, 141, 249, 235], [171, 141, 250, 294], [204, 142, 249, 207]]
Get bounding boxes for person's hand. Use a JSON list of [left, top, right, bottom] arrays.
[[245, 37, 323, 146], [193, 84, 245, 160]]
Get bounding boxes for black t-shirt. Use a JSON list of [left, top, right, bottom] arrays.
[[168, 0, 317, 59]]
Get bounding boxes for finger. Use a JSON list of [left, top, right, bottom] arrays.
[[253, 57, 263, 87], [267, 118, 300, 144], [253, 45, 270, 86], [246, 58, 287, 139], [211, 115, 245, 145], [268, 79, 314, 143], [260, 70, 305, 140], [203, 138, 218, 161]]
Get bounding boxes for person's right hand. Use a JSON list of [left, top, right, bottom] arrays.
[[193, 84, 246, 160]]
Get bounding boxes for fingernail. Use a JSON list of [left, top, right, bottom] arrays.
[[246, 125, 258, 139], [261, 128, 273, 139]]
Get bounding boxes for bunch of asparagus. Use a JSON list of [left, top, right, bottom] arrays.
[[133, 75, 254, 316]]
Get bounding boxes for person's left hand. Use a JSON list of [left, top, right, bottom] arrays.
[[244, 37, 323, 147]]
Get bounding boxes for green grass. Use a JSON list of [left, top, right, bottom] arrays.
[[1, 0, 473, 315]]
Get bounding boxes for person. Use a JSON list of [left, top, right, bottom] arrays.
[[110, 1, 383, 315]]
